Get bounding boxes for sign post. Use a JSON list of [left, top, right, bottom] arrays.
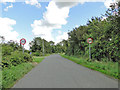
[[87, 38, 93, 60], [43, 39, 44, 56], [20, 38, 26, 54]]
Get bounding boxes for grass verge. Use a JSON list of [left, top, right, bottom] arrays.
[[2, 56, 45, 89], [2, 63, 34, 89], [33, 57, 44, 63], [60, 54, 119, 79]]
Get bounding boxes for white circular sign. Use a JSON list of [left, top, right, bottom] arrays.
[[87, 38, 93, 44]]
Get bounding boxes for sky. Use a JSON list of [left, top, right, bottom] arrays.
[[0, 0, 117, 50]]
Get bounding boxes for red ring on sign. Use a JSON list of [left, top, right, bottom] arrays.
[[20, 38, 26, 45], [87, 38, 93, 44]]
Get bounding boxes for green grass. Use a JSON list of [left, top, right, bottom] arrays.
[[60, 54, 119, 79], [2, 63, 34, 89], [33, 56, 45, 63], [2, 56, 45, 89]]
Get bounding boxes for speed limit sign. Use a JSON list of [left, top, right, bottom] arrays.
[[87, 38, 93, 44], [20, 38, 26, 54], [20, 38, 26, 45], [87, 38, 93, 60]]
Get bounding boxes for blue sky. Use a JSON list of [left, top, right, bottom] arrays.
[[0, 0, 113, 49]]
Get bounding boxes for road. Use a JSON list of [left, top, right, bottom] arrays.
[[13, 54, 118, 88]]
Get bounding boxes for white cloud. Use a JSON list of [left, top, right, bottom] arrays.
[[55, 32, 68, 44], [104, 0, 115, 8], [25, 0, 41, 8], [58, 30, 62, 34], [53, 0, 117, 8], [4, 4, 13, 11], [24, 41, 30, 50], [33, 0, 116, 44], [0, 17, 19, 42], [42, 1, 70, 27], [31, 1, 73, 43], [75, 25, 79, 28], [0, 0, 15, 3], [55, 2, 78, 8]]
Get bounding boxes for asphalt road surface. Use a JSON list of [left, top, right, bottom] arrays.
[[13, 54, 118, 88]]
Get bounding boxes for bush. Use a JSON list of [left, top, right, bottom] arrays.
[[32, 51, 43, 56], [2, 45, 13, 56], [23, 53, 33, 62], [35, 51, 40, 56], [2, 51, 33, 68]]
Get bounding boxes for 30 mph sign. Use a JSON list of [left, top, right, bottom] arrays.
[[87, 38, 93, 44], [87, 38, 93, 60], [20, 38, 26, 45]]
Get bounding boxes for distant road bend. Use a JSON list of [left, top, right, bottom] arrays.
[[13, 54, 118, 88]]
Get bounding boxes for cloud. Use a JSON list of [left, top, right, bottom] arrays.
[[55, 32, 68, 44], [1, 0, 15, 12], [25, 0, 41, 8], [0, 0, 15, 3], [53, 0, 117, 8], [104, 0, 115, 8], [31, 1, 73, 43], [31, 21, 54, 41], [44, 1, 69, 26], [4, 4, 13, 11], [24, 41, 30, 50], [0, 17, 19, 42], [33, 0, 116, 44], [55, 2, 78, 8], [58, 30, 62, 34], [75, 25, 79, 28]]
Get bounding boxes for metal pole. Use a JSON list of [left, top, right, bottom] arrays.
[[89, 44, 91, 60], [0, 43, 2, 89], [43, 39, 44, 56], [23, 45, 24, 54]]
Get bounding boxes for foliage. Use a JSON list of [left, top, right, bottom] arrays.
[[2, 51, 33, 69], [61, 2, 120, 62], [2, 63, 33, 89], [61, 54, 119, 79], [32, 51, 43, 56], [1, 40, 33, 69], [33, 57, 44, 63], [29, 37, 56, 56], [2, 55, 45, 89], [2, 44, 14, 56]]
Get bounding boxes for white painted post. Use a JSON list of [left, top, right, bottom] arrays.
[[43, 39, 44, 56], [23, 45, 24, 54], [89, 44, 91, 60]]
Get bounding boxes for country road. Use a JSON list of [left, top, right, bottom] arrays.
[[13, 54, 118, 88]]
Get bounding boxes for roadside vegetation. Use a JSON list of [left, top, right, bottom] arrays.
[[0, 1, 120, 89], [33, 56, 45, 63], [2, 56, 45, 89], [59, 2, 120, 79], [0, 40, 46, 89], [61, 54, 119, 79], [58, 2, 120, 79], [2, 63, 33, 89]]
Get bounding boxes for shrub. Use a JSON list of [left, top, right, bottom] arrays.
[[23, 53, 33, 62], [32, 51, 43, 56], [2, 51, 33, 68], [2, 45, 13, 56], [35, 51, 40, 56]]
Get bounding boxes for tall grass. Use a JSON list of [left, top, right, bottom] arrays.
[[33, 57, 45, 63], [2, 63, 34, 89], [2, 56, 45, 89], [61, 54, 119, 79]]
